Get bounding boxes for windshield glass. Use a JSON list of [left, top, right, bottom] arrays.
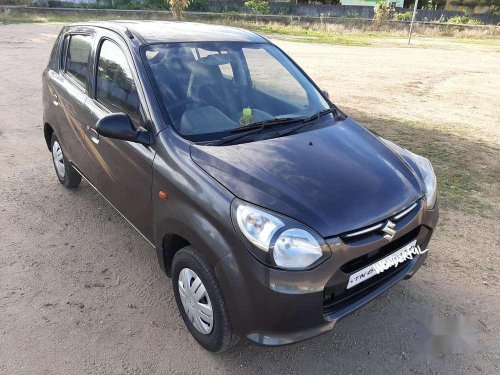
[[142, 42, 330, 142]]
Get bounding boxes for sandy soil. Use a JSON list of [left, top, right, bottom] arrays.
[[0, 23, 499, 374]]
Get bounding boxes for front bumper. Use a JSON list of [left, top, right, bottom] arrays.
[[214, 200, 439, 346]]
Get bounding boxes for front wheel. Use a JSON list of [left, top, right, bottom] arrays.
[[172, 246, 237, 352], [50, 133, 81, 188]]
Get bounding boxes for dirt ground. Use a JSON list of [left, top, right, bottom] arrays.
[[0, 23, 499, 375]]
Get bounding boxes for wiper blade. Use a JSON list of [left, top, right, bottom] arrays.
[[302, 107, 339, 124], [213, 117, 304, 146], [274, 107, 346, 139], [229, 117, 303, 134]]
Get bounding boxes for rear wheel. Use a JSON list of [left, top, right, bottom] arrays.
[[50, 133, 81, 188], [172, 246, 237, 352]]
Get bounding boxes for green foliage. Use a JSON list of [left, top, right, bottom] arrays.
[[143, 0, 168, 10], [188, 0, 208, 12], [244, 0, 270, 15], [1, 0, 31, 5], [447, 15, 483, 24], [392, 11, 412, 21]]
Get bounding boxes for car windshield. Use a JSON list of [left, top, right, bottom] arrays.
[[142, 42, 330, 142]]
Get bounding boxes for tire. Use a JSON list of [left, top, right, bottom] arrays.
[[172, 246, 238, 352], [50, 133, 81, 189]]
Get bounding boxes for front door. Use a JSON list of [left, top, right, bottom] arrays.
[[83, 37, 155, 241]]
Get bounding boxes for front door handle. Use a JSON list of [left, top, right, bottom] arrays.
[[88, 127, 99, 144]]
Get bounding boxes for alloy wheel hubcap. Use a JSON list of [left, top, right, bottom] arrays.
[[52, 140, 65, 178], [178, 268, 214, 335]]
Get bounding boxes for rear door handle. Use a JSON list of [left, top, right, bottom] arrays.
[[52, 92, 59, 105]]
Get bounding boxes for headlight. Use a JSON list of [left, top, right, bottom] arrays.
[[411, 153, 437, 209], [273, 229, 322, 269], [236, 205, 284, 251], [234, 202, 329, 270], [381, 138, 437, 209]]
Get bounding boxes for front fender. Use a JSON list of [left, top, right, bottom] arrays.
[[152, 128, 237, 271]]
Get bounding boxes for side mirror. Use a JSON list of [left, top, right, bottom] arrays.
[[322, 90, 330, 99], [96, 113, 151, 145]]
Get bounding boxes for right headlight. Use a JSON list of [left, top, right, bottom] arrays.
[[234, 201, 330, 270]]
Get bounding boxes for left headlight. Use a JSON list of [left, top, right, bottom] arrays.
[[381, 138, 437, 209], [234, 202, 329, 270], [411, 153, 437, 209]]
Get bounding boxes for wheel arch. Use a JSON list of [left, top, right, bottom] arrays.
[[44, 122, 54, 150], [160, 233, 191, 277]]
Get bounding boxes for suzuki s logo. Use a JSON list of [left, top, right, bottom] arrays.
[[381, 220, 396, 241]]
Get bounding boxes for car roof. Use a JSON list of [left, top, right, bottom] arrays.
[[72, 20, 268, 44]]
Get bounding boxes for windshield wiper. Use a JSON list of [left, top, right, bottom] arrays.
[[210, 108, 344, 146], [302, 107, 341, 124], [275, 107, 345, 138], [229, 117, 303, 133], [213, 117, 304, 146]]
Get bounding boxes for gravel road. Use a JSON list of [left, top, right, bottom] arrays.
[[0, 23, 499, 374]]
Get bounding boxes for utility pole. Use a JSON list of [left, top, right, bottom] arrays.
[[408, 0, 419, 45]]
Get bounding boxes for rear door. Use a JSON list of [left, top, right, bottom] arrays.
[[84, 32, 155, 241], [49, 30, 95, 174]]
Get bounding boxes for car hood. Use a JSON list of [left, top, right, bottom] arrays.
[[190, 118, 423, 237]]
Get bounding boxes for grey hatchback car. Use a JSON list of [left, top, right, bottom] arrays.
[[43, 21, 439, 352]]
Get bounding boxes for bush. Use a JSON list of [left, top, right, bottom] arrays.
[[244, 0, 270, 15], [373, 0, 394, 28], [393, 11, 413, 21], [447, 15, 483, 24], [165, 0, 191, 19]]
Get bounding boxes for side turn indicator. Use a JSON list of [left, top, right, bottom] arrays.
[[158, 190, 168, 200]]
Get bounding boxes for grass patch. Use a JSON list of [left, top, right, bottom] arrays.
[[348, 110, 500, 216], [243, 22, 372, 46]]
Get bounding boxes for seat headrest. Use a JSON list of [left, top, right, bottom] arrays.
[[199, 54, 233, 66]]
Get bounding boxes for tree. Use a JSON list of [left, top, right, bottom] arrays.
[[450, 0, 479, 11], [373, 0, 394, 28], [478, 0, 500, 14], [165, 0, 191, 20]]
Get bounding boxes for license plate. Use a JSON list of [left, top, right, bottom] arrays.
[[347, 240, 423, 289]]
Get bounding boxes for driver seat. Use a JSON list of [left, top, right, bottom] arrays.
[[186, 57, 240, 120]]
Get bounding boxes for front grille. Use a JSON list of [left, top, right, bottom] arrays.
[[341, 226, 421, 274], [340, 200, 419, 243]]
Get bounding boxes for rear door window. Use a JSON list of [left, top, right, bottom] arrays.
[[64, 34, 92, 88], [96, 40, 141, 123]]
